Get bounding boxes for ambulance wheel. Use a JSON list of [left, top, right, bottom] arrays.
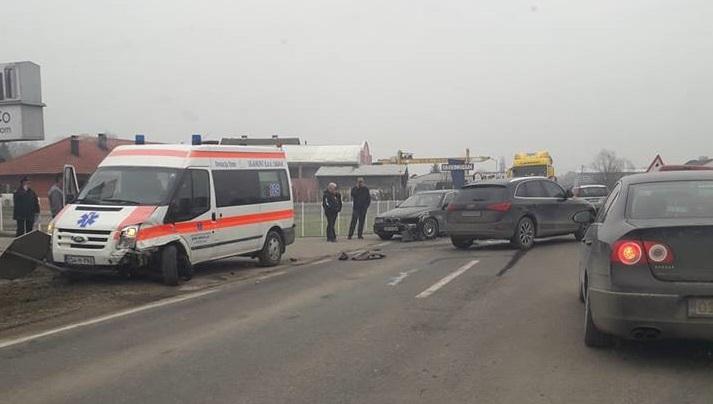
[[178, 252, 193, 281], [161, 244, 179, 286], [258, 230, 283, 267]]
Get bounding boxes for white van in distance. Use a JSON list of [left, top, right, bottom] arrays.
[[49, 144, 295, 285]]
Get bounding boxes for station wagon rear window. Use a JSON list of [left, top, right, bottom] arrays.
[[628, 181, 713, 219], [455, 185, 507, 202]]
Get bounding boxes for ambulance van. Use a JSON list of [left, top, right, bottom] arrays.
[[49, 144, 295, 285]]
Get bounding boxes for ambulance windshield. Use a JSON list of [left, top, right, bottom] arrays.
[[76, 166, 182, 206]]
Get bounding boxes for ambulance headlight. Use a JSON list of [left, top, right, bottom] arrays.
[[46, 221, 55, 235], [118, 225, 139, 249]]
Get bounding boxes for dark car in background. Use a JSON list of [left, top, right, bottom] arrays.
[[576, 171, 713, 347], [572, 184, 609, 211], [374, 190, 456, 240], [446, 177, 594, 250]]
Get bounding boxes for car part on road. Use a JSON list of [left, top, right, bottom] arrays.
[[376, 232, 393, 241], [0, 230, 64, 280], [338, 250, 386, 261], [511, 217, 535, 250], [258, 230, 284, 267]]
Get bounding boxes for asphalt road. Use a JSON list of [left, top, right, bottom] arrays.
[[2, 237, 713, 404]]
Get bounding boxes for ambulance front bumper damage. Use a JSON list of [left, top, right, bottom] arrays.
[[0, 230, 157, 280], [50, 226, 156, 271]]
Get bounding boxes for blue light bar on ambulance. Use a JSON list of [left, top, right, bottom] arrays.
[[135, 134, 146, 145], [192, 134, 202, 145]]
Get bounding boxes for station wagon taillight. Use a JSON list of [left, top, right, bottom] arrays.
[[611, 240, 674, 266], [485, 201, 512, 213]]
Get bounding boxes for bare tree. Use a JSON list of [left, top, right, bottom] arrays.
[[590, 149, 635, 189]]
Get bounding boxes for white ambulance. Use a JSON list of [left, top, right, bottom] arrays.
[[49, 144, 295, 285]]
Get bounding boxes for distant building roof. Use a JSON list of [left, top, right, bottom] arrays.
[[315, 164, 407, 177], [0, 135, 135, 176], [408, 172, 451, 184], [284, 142, 371, 165], [221, 136, 301, 146], [685, 157, 713, 166]]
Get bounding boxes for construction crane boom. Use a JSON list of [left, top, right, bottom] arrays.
[[376, 149, 492, 165]]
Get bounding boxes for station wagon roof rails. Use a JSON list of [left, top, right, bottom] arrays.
[[509, 176, 548, 182]]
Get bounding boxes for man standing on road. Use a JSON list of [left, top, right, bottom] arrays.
[[13, 177, 40, 237], [322, 183, 342, 242], [48, 174, 64, 218], [348, 177, 371, 240]]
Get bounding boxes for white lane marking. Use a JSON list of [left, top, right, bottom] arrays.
[[0, 289, 218, 350], [415, 260, 480, 299], [308, 258, 332, 266], [387, 268, 421, 286], [374, 241, 392, 248]]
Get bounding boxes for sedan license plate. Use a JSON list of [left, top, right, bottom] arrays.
[[383, 226, 400, 232], [688, 298, 713, 318], [65, 255, 95, 266]]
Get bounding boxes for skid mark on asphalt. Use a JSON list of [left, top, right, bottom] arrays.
[[496, 249, 528, 277], [416, 260, 480, 298], [387, 268, 422, 286]]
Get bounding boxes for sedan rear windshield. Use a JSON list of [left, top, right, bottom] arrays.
[[628, 181, 713, 219], [455, 185, 507, 202]]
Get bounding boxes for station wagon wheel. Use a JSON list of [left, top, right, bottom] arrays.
[[258, 230, 283, 267], [421, 218, 439, 239], [511, 217, 535, 250]]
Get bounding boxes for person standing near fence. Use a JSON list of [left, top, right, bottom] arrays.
[[348, 177, 371, 240], [13, 177, 40, 237], [322, 182, 342, 242], [48, 174, 64, 218]]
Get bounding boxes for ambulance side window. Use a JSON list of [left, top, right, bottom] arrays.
[[169, 169, 211, 223]]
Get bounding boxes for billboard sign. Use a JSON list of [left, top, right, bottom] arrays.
[[441, 163, 474, 171], [0, 61, 45, 142]]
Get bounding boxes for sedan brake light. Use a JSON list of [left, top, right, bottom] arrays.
[[611, 240, 644, 266], [485, 201, 512, 213], [611, 240, 674, 266]]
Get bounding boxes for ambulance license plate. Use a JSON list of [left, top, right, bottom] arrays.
[[65, 255, 95, 266], [384, 226, 399, 232]]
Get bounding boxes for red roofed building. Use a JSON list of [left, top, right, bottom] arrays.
[[0, 134, 135, 202]]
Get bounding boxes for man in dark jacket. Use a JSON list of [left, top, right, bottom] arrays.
[[348, 177, 371, 239], [13, 177, 41, 237], [322, 182, 342, 242]]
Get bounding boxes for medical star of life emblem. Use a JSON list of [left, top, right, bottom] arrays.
[[77, 212, 100, 228]]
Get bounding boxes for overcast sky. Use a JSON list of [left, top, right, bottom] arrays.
[[4, 0, 712, 172]]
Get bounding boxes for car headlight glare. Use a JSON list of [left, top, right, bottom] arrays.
[[118, 225, 139, 249]]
